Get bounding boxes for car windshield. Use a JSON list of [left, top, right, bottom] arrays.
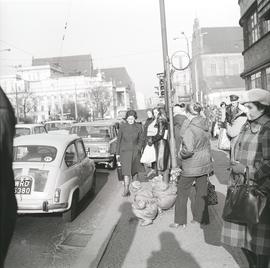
[[13, 145, 57, 162], [70, 125, 111, 139], [45, 122, 73, 131], [15, 128, 31, 137]]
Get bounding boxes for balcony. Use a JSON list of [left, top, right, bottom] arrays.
[[258, 0, 270, 19]]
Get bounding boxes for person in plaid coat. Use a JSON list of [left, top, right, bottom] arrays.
[[221, 88, 270, 268]]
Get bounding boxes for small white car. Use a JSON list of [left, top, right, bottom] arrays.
[[44, 120, 76, 135], [13, 134, 96, 221], [15, 124, 47, 137]]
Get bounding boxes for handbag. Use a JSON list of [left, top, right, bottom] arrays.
[[140, 144, 156, 164], [222, 167, 267, 225], [116, 161, 123, 181], [207, 181, 218, 206], [218, 128, 230, 151]]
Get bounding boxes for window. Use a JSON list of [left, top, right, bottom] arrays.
[[248, 11, 260, 46], [266, 67, 270, 91], [76, 140, 86, 160], [250, 72, 262, 88], [64, 143, 78, 167], [210, 64, 217, 75], [34, 127, 40, 134], [260, 19, 270, 36], [39, 127, 46, 133]]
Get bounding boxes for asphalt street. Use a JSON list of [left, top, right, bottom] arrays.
[[5, 167, 120, 268]]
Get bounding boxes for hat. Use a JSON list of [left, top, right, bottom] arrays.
[[242, 88, 270, 106], [229, 94, 239, 102]]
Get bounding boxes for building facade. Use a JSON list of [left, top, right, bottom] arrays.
[[238, 0, 270, 90], [191, 19, 245, 105]]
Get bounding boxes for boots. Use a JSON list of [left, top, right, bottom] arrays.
[[122, 176, 130, 197]]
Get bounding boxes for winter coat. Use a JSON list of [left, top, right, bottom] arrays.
[[150, 118, 170, 171], [179, 116, 213, 177], [0, 87, 17, 267], [221, 114, 270, 255], [116, 122, 145, 176]]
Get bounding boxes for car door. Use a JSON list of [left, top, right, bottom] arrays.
[[75, 139, 94, 196]]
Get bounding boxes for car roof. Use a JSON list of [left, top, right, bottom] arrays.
[[14, 134, 80, 147], [16, 124, 44, 128], [72, 120, 118, 127]]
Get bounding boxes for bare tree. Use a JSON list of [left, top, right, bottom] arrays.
[[18, 91, 37, 121], [88, 87, 112, 119]]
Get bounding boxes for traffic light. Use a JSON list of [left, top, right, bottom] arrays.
[[159, 76, 165, 96]]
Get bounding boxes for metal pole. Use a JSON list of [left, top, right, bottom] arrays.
[[74, 84, 78, 120], [159, 0, 177, 169]]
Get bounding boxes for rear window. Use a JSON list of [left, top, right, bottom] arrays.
[[70, 125, 111, 138], [45, 122, 73, 131], [13, 145, 57, 162], [15, 128, 31, 137]]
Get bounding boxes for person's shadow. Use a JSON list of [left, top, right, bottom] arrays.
[[97, 201, 139, 268], [147, 232, 200, 268]]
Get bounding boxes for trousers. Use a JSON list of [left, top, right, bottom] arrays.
[[174, 174, 209, 225]]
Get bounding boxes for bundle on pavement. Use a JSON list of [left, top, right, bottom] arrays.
[[131, 181, 158, 224], [151, 177, 177, 210]]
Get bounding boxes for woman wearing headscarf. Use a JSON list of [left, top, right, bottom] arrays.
[[221, 88, 270, 268], [147, 107, 170, 182], [116, 110, 145, 196], [170, 102, 213, 229], [0, 87, 17, 267]]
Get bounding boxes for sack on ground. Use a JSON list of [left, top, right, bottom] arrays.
[[140, 144, 156, 164], [218, 128, 230, 151]]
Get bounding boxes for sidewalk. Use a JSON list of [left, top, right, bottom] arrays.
[[74, 142, 249, 268]]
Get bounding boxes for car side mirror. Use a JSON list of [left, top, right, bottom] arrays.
[[65, 152, 75, 167]]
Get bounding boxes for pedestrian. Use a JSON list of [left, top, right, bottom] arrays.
[[116, 110, 145, 196], [170, 102, 213, 229], [147, 107, 170, 183], [0, 87, 17, 268], [221, 88, 270, 268], [226, 94, 247, 161]]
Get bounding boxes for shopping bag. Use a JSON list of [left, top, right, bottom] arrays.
[[140, 144, 156, 164], [218, 128, 230, 151], [207, 181, 218, 205]]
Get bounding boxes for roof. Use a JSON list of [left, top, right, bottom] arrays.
[[93, 67, 133, 87], [14, 134, 79, 147], [16, 124, 44, 128], [32, 54, 93, 76], [44, 120, 76, 124], [201, 27, 243, 54], [72, 120, 118, 127]]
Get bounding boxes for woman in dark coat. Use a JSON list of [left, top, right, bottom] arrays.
[[170, 102, 213, 229], [116, 110, 145, 196], [221, 88, 270, 268], [147, 107, 170, 181], [0, 87, 17, 267]]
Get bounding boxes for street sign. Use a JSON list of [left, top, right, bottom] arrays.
[[171, 50, 190, 71]]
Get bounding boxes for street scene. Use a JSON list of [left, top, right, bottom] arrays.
[[1, 0, 270, 268]]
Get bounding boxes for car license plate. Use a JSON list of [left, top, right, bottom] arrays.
[[15, 178, 33, 195]]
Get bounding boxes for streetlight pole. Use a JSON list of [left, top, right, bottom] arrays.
[[159, 0, 177, 169]]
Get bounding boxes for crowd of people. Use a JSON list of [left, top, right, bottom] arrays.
[[116, 88, 270, 268]]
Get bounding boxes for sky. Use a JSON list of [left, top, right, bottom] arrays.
[[0, 0, 241, 99]]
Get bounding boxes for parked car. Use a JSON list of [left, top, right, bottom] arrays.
[[15, 124, 47, 137], [13, 134, 96, 221], [44, 120, 76, 134], [69, 120, 119, 169]]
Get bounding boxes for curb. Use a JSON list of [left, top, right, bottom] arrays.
[[73, 182, 123, 268]]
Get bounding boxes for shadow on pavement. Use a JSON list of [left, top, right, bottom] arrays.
[[96, 201, 139, 268], [147, 232, 200, 268], [212, 149, 230, 185]]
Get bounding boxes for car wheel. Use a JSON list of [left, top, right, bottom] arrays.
[[88, 172, 96, 197], [107, 155, 117, 170], [63, 191, 79, 222]]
